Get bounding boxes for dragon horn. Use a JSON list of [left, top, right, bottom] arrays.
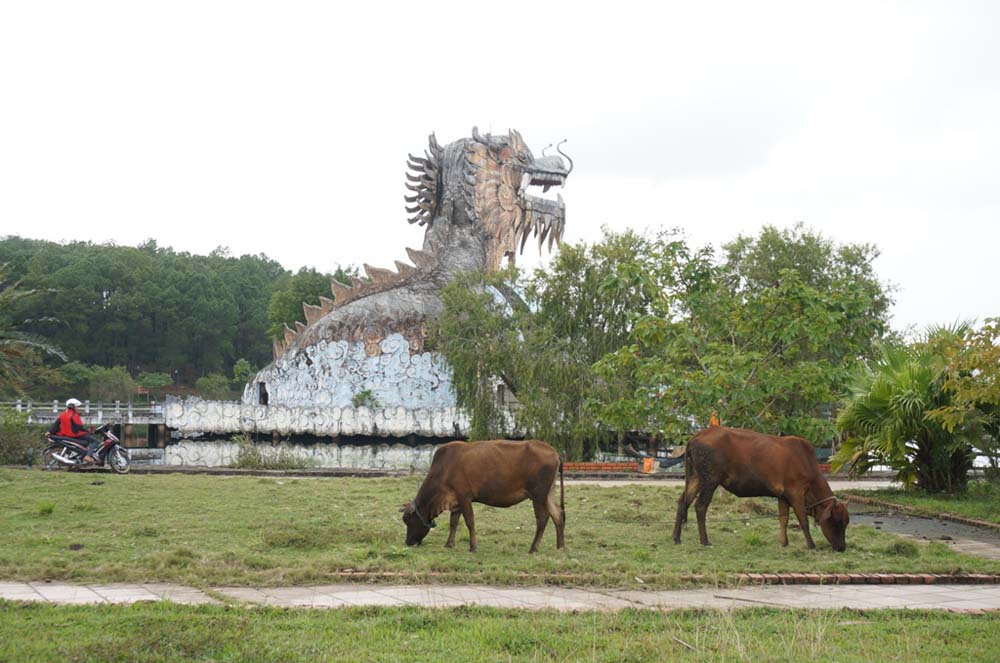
[[509, 129, 526, 154], [556, 139, 574, 175], [472, 126, 491, 145]]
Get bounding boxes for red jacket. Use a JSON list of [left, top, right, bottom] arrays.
[[54, 409, 89, 437]]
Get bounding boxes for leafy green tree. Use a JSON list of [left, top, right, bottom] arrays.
[[594, 225, 892, 444], [926, 318, 1000, 480], [833, 329, 976, 492], [88, 366, 139, 403], [195, 373, 233, 400], [137, 371, 173, 399], [267, 265, 356, 340], [433, 229, 682, 459], [231, 358, 256, 389], [59, 361, 95, 388]]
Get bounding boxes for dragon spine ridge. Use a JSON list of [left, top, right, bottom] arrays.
[[271, 127, 570, 359]]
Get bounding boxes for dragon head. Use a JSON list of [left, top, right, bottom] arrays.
[[405, 127, 572, 272]]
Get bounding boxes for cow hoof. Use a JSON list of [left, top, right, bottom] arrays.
[[528, 547, 538, 554], [444, 542, 454, 549], [673, 538, 681, 545]]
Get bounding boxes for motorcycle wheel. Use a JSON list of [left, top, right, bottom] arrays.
[[109, 446, 130, 474], [41, 446, 63, 471]]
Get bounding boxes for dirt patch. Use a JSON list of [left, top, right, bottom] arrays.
[[851, 510, 1000, 544]]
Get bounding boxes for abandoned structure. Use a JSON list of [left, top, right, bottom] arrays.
[[166, 128, 571, 438]]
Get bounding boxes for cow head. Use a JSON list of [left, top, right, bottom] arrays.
[[400, 501, 435, 546], [816, 499, 850, 552]]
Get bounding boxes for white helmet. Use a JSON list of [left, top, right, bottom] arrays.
[[66, 398, 82, 409]]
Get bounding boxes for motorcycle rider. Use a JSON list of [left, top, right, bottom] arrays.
[[48, 398, 102, 464]]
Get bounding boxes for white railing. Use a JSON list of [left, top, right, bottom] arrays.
[[0, 400, 165, 424]]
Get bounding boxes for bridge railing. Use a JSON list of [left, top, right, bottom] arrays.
[[0, 400, 165, 424]]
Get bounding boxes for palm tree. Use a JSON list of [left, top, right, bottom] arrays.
[[832, 328, 975, 492], [0, 265, 66, 394]]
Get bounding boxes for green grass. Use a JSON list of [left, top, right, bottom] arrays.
[[1, 469, 998, 588], [846, 481, 1000, 524], [2, 601, 997, 662]]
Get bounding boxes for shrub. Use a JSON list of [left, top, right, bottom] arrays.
[[0, 408, 43, 465]]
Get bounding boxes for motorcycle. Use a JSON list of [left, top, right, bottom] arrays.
[[43, 423, 131, 474]]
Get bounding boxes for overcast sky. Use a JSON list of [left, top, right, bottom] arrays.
[[1, 1, 997, 332]]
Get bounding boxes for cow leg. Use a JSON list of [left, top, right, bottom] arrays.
[[460, 500, 478, 552], [546, 491, 565, 550], [695, 484, 718, 546], [444, 509, 461, 548], [777, 497, 789, 547], [790, 496, 816, 549], [672, 476, 700, 544], [529, 500, 549, 554]]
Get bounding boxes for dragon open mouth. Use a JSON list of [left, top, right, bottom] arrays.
[[529, 172, 568, 192], [463, 127, 573, 256], [517, 161, 568, 252]]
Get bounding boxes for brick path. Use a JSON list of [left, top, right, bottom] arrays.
[[2, 581, 998, 612]]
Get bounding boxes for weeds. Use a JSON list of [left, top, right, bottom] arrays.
[[351, 389, 380, 409], [229, 434, 317, 471]]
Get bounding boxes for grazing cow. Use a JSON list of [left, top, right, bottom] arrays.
[[672, 427, 849, 551], [400, 439, 565, 553]]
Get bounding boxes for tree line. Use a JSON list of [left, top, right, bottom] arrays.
[[0, 236, 353, 400], [3, 229, 996, 491]]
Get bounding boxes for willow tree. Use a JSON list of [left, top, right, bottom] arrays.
[[431, 229, 685, 460]]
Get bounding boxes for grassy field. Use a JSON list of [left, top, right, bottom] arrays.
[[2, 469, 999, 588], [1, 601, 997, 662], [845, 481, 1000, 525]]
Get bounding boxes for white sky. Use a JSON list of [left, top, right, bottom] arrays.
[[1, 1, 997, 332]]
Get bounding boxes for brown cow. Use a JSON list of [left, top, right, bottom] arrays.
[[672, 427, 849, 551], [400, 439, 565, 553]]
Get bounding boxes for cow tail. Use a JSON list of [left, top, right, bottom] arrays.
[[559, 456, 566, 524]]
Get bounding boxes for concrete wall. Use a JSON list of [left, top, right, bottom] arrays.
[[165, 396, 470, 438], [163, 439, 440, 470], [245, 333, 456, 410]]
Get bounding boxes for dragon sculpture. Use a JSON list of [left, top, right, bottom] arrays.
[[228, 128, 571, 437]]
